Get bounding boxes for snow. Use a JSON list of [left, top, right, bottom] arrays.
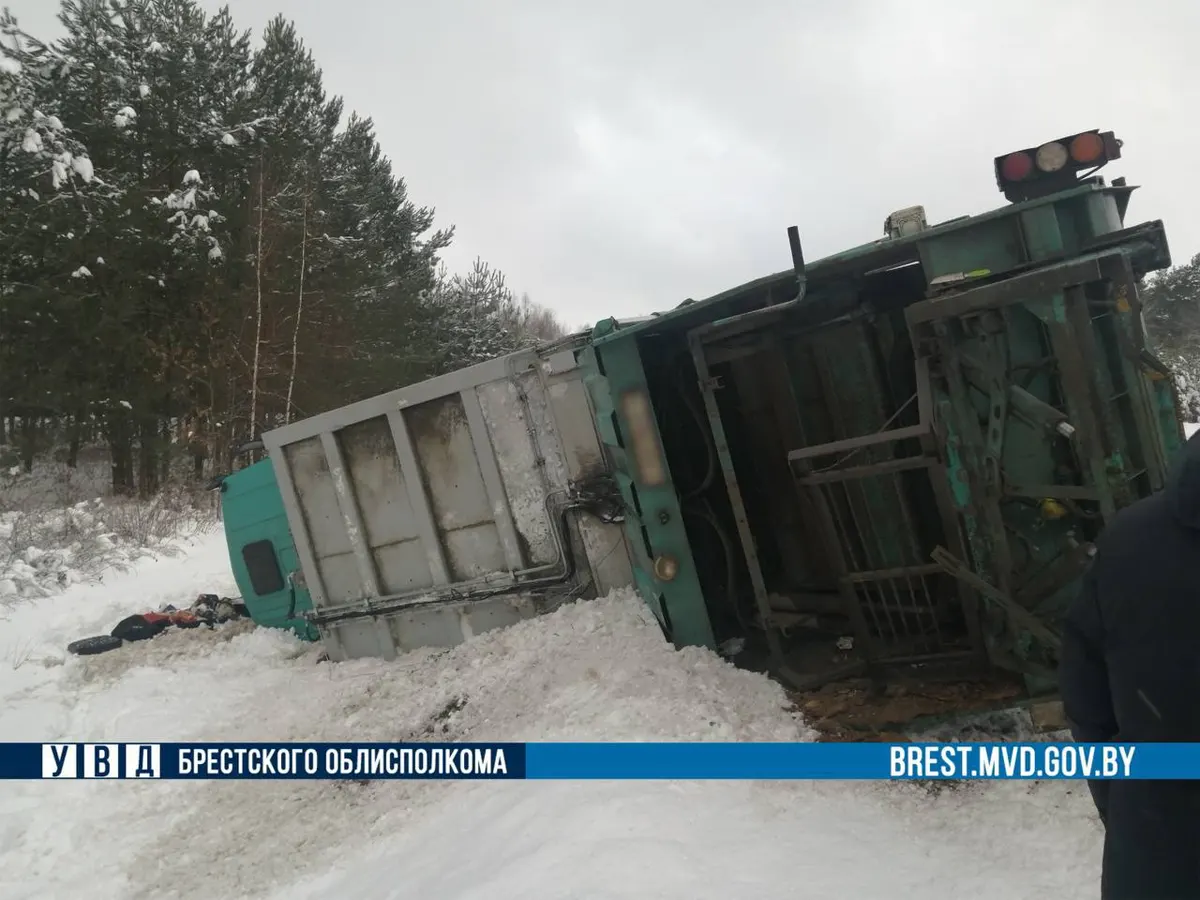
[[70, 266, 92, 279], [113, 107, 137, 129], [20, 127, 40, 153], [166, 187, 196, 210], [138, 83, 150, 98], [0, 56, 21, 76], [147, 41, 163, 54], [0, 525, 1106, 899], [71, 155, 94, 182], [182, 168, 201, 185], [219, 132, 236, 146], [1186, 422, 1198, 439]]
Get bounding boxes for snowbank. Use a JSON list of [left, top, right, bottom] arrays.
[[0, 533, 1103, 900], [0, 461, 215, 602]]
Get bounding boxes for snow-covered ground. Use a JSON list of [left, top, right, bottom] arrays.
[[0, 531, 1104, 900]]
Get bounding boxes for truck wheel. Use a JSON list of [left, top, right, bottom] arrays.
[[67, 635, 124, 656]]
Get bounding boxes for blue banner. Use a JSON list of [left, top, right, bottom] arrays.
[[4, 741, 1198, 781]]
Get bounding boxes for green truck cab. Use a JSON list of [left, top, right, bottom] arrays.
[[217, 457, 318, 641]]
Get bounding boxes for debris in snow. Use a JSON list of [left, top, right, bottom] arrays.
[[220, 132, 237, 146], [20, 128, 41, 153], [138, 83, 150, 98], [70, 266, 92, 279], [183, 169, 201, 185], [71, 155, 94, 182]]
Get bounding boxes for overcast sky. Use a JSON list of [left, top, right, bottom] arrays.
[[13, 0, 1199, 327]]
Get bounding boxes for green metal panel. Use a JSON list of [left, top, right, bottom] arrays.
[[907, 235, 1177, 691], [220, 460, 319, 640], [920, 217, 1026, 281], [577, 339, 716, 650]]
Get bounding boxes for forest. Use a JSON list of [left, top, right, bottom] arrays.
[[0, 1, 566, 494], [4, 3, 1199, 499]]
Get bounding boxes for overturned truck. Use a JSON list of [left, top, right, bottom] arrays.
[[216, 128, 1185, 698]]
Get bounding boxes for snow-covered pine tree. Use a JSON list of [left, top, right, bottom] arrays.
[[53, 0, 253, 493], [315, 111, 451, 401], [1141, 253, 1200, 420], [238, 16, 341, 438], [0, 9, 113, 470], [422, 257, 569, 373]]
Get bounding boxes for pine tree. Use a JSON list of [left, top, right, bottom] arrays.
[[1142, 253, 1200, 419], [1, 1, 569, 489], [0, 8, 114, 469]]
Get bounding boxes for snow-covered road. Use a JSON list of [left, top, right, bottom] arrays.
[[0, 533, 1103, 900]]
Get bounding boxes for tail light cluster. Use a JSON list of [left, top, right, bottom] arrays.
[[995, 130, 1122, 201]]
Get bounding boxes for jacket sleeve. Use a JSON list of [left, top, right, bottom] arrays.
[[1058, 564, 1117, 823]]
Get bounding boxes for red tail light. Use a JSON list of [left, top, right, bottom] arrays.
[[994, 130, 1122, 202], [1000, 152, 1034, 182]]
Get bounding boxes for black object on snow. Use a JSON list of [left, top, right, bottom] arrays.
[[67, 635, 124, 656], [67, 592, 251, 656], [111, 614, 172, 643]]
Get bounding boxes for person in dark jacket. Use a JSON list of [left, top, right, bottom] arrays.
[[1059, 430, 1200, 899]]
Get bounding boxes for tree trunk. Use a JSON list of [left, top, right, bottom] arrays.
[[67, 415, 82, 468], [137, 417, 161, 498], [159, 417, 171, 487], [286, 189, 308, 425], [249, 151, 266, 441], [109, 414, 135, 496], [19, 416, 35, 473]]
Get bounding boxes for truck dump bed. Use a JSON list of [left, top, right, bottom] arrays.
[[260, 341, 633, 661]]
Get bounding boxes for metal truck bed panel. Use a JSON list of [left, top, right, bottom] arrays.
[[262, 346, 633, 661]]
